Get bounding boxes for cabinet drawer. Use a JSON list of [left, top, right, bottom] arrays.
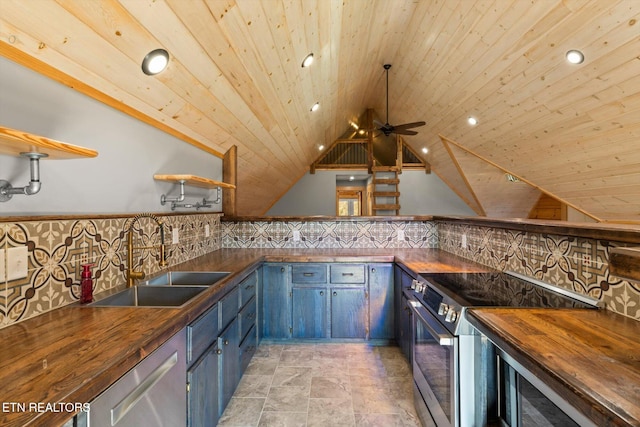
[[187, 304, 218, 365], [291, 264, 327, 284], [239, 297, 256, 341], [219, 287, 239, 331], [330, 264, 366, 284], [239, 272, 257, 309], [240, 325, 257, 374]]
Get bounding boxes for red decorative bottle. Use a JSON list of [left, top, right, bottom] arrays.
[[80, 264, 94, 304]]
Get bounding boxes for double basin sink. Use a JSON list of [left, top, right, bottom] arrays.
[[89, 271, 230, 308]]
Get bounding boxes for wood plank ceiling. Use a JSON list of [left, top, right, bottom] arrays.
[[0, 0, 638, 222]]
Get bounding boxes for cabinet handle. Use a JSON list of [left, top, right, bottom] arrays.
[[320, 291, 324, 296], [333, 291, 337, 296], [224, 339, 229, 345], [281, 267, 285, 273], [342, 272, 354, 276], [303, 272, 314, 276], [371, 268, 376, 273], [216, 349, 222, 355]]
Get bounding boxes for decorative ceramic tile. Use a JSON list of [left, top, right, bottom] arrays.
[[0, 213, 223, 328]]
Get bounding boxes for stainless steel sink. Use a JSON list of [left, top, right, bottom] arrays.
[[142, 271, 230, 286], [89, 285, 206, 307]]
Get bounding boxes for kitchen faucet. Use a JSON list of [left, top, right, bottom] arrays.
[[125, 213, 167, 288]]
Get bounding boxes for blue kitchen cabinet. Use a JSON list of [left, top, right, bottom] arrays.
[[186, 305, 219, 427], [217, 317, 240, 415], [369, 264, 394, 339], [262, 264, 292, 339], [330, 287, 367, 338], [394, 264, 415, 362], [292, 287, 327, 338], [187, 343, 219, 427]]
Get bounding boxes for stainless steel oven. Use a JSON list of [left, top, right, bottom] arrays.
[[411, 300, 457, 427], [409, 271, 599, 427]]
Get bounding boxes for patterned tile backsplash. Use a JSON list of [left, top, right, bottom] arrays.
[[0, 214, 222, 327], [0, 214, 638, 328]]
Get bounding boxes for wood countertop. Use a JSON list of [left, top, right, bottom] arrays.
[[0, 248, 481, 426], [467, 308, 640, 427]]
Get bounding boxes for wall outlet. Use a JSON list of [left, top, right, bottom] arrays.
[[0, 249, 5, 281], [292, 230, 301, 241], [205, 224, 210, 237], [172, 228, 180, 244], [397, 229, 405, 241], [7, 246, 28, 281], [461, 234, 467, 249]]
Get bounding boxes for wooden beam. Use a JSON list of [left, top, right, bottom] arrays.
[[0, 41, 224, 158], [439, 134, 602, 222], [396, 135, 402, 174], [223, 145, 237, 216], [366, 109, 373, 174], [440, 136, 487, 216]]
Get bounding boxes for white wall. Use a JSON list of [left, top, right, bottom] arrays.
[[266, 169, 477, 216], [0, 57, 222, 215]]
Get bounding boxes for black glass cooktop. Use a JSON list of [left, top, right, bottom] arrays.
[[420, 272, 593, 309]]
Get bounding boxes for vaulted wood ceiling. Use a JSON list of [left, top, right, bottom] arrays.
[[1, 0, 638, 222]]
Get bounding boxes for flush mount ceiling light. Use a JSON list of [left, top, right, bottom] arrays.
[[566, 49, 584, 64], [467, 116, 478, 126], [422, 147, 429, 154], [141, 48, 169, 75], [310, 102, 320, 112], [318, 144, 325, 151], [301, 53, 314, 68]]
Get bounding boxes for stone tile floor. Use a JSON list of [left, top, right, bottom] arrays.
[[218, 343, 421, 427]]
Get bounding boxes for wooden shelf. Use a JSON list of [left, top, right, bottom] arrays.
[[0, 126, 98, 159], [153, 174, 236, 189]]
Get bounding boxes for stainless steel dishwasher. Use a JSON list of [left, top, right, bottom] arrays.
[[88, 329, 186, 427]]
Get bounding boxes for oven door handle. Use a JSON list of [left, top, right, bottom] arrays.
[[410, 301, 455, 346]]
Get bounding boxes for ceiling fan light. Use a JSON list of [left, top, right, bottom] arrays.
[[301, 53, 314, 68], [141, 49, 169, 75], [310, 102, 320, 112], [566, 50, 584, 64]]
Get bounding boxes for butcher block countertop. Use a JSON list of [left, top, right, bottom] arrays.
[[0, 248, 483, 427], [467, 308, 640, 427]]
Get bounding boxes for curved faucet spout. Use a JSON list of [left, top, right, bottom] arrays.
[[125, 213, 168, 288]]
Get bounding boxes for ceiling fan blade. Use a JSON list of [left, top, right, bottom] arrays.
[[373, 119, 386, 128], [394, 129, 419, 136], [393, 121, 426, 130]]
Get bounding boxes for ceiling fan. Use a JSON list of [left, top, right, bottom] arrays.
[[374, 64, 426, 136]]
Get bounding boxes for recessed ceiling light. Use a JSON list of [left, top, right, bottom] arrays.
[[301, 53, 314, 68], [467, 117, 478, 126], [141, 48, 169, 75], [566, 50, 584, 64], [422, 147, 429, 154], [310, 102, 320, 112], [318, 145, 325, 151], [349, 176, 355, 181]]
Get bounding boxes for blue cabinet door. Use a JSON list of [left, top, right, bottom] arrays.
[[262, 264, 291, 339], [187, 343, 219, 427], [369, 264, 394, 339], [331, 288, 367, 338], [292, 287, 327, 338], [218, 318, 240, 416]]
